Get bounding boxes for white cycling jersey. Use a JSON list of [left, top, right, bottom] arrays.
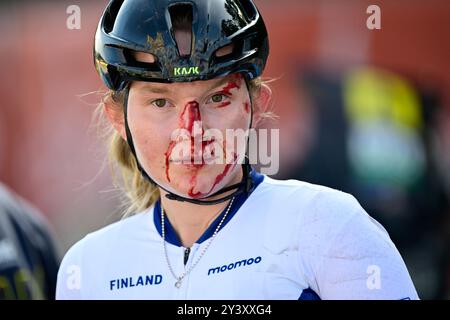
[[56, 170, 418, 300]]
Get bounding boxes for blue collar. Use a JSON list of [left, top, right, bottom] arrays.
[[153, 169, 264, 247]]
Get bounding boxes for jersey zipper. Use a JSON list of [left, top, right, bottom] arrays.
[[183, 247, 191, 265]]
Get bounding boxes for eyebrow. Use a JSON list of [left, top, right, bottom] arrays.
[[138, 76, 234, 95], [139, 86, 172, 94], [206, 76, 232, 93]]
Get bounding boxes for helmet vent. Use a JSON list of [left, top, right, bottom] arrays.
[[122, 49, 161, 73], [130, 50, 157, 64], [237, 0, 257, 21], [103, 0, 125, 34], [169, 3, 193, 58], [215, 44, 235, 58]]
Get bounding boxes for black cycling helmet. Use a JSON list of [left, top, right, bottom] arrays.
[[94, 0, 269, 205], [94, 0, 269, 90]]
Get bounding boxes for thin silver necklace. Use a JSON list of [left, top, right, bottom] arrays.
[[161, 197, 235, 288]]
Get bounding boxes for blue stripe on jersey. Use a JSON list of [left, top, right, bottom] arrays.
[[298, 288, 321, 300], [154, 168, 265, 247]]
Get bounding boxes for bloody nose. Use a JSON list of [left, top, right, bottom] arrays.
[[179, 101, 201, 134]]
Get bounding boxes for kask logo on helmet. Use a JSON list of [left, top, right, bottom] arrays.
[[174, 66, 200, 76]]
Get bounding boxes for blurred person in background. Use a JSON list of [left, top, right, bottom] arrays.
[[0, 183, 60, 299], [286, 66, 450, 299]]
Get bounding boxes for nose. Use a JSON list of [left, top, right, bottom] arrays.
[[179, 101, 202, 135]]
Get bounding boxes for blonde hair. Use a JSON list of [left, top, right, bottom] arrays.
[[96, 77, 276, 217]]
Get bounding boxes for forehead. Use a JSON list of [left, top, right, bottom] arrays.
[[131, 74, 240, 94]]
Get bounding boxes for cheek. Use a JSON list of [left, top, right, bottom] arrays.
[[132, 128, 163, 163], [207, 99, 251, 131], [127, 108, 172, 165], [216, 111, 251, 159], [228, 100, 252, 130], [206, 113, 248, 132], [205, 99, 251, 155]]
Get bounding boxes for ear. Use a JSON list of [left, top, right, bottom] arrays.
[[252, 84, 272, 127], [103, 96, 127, 141]]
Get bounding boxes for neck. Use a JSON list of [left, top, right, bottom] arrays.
[[160, 168, 243, 248]]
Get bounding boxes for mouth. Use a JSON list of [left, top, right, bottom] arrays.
[[172, 154, 220, 165], [169, 137, 220, 165]]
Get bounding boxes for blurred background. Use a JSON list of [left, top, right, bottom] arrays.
[[0, 0, 449, 299]]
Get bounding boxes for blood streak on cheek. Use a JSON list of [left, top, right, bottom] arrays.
[[188, 152, 238, 199], [244, 101, 250, 113], [208, 155, 237, 193], [217, 101, 231, 108], [164, 141, 177, 182]]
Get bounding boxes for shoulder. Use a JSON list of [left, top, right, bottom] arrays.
[[256, 177, 418, 299], [256, 175, 365, 229], [255, 175, 371, 253], [258, 175, 359, 206], [56, 209, 153, 299], [258, 174, 390, 240], [264, 175, 392, 244], [60, 209, 152, 262], [255, 175, 398, 265]]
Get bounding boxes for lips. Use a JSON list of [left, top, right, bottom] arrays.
[[173, 154, 219, 164], [177, 155, 219, 163], [170, 138, 219, 164]]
